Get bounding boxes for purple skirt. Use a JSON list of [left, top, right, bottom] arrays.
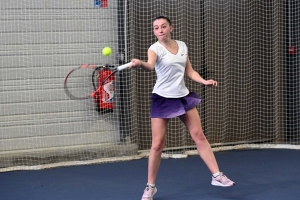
[[150, 92, 202, 119]]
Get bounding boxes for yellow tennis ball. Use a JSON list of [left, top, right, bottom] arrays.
[[102, 47, 112, 56]]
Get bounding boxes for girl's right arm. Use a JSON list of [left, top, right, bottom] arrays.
[[130, 49, 156, 72]]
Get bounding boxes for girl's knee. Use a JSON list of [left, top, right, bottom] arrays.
[[151, 141, 165, 152], [191, 129, 206, 142]]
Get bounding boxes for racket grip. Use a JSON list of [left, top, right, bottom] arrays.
[[117, 62, 131, 71]]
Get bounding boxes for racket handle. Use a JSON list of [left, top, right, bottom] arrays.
[[117, 62, 131, 71]]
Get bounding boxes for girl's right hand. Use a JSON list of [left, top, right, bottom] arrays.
[[130, 59, 142, 68]]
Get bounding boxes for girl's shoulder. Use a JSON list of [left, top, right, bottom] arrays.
[[175, 40, 187, 48], [149, 41, 159, 49], [149, 41, 164, 54]]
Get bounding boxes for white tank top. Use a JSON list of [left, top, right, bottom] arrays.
[[149, 40, 189, 98]]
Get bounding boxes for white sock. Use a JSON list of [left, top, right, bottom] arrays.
[[213, 172, 221, 177], [147, 183, 155, 188]]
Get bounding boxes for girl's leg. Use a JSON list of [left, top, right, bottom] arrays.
[[147, 118, 168, 184], [179, 107, 219, 174]]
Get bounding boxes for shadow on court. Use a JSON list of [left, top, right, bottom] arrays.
[[0, 149, 299, 200]]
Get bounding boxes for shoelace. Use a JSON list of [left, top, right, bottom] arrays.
[[143, 187, 155, 197], [217, 173, 231, 183]]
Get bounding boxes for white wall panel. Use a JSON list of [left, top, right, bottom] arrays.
[[0, 0, 121, 152]]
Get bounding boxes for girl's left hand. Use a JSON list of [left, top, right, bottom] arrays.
[[204, 80, 218, 86]]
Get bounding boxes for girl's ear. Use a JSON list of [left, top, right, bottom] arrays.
[[170, 25, 173, 32]]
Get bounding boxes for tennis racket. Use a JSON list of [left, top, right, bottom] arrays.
[[64, 62, 131, 100]]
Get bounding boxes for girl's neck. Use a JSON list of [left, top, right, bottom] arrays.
[[159, 38, 175, 47]]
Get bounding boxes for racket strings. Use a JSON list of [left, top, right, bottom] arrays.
[[64, 64, 117, 100]]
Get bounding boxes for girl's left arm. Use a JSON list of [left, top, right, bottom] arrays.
[[185, 56, 217, 86]]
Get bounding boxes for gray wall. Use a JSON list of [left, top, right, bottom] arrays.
[[0, 0, 120, 152]]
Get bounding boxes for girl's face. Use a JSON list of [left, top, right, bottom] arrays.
[[153, 18, 173, 40]]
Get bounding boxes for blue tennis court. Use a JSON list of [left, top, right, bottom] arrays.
[[1, 149, 299, 200]]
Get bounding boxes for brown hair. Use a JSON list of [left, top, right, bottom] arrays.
[[153, 15, 172, 26]]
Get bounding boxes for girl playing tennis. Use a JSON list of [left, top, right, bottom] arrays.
[[130, 15, 235, 200]]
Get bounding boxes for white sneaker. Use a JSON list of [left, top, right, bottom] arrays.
[[211, 172, 235, 187], [141, 185, 157, 200]]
